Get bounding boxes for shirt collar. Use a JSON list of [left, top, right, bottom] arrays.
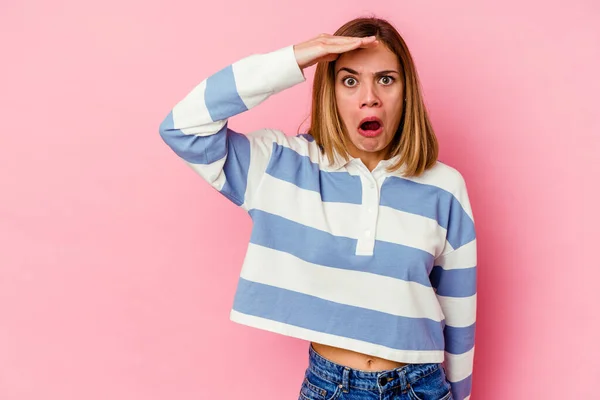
[[325, 149, 352, 171], [324, 148, 403, 174]]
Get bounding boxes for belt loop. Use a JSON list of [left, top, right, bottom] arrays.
[[396, 365, 408, 392], [341, 367, 350, 393]]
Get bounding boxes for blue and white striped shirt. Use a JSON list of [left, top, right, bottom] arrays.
[[159, 44, 477, 400]]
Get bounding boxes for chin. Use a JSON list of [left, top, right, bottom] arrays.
[[359, 138, 387, 152], [357, 145, 380, 153]]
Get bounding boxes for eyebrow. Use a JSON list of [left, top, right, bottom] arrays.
[[336, 67, 401, 76]]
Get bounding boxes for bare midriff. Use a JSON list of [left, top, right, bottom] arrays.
[[311, 342, 408, 371]]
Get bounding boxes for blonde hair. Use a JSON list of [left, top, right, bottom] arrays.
[[306, 17, 438, 177]]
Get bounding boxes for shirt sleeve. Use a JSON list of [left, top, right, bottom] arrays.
[[430, 173, 477, 400], [158, 44, 306, 210]]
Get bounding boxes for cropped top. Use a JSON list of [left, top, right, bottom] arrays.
[[159, 44, 477, 399]]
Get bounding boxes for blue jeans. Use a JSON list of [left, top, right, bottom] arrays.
[[299, 344, 453, 400]]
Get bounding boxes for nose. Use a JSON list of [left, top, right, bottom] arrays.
[[360, 82, 381, 108]]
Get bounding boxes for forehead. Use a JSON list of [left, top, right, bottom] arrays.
[[335, 43, 400, 73]]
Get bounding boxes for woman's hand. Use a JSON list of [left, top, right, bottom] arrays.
[[293, 34, 378, 70]]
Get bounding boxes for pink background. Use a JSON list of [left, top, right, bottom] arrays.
[[1, 0, 599, 398]]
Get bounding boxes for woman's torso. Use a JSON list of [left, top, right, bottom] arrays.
[[310, 342, 408, 371]]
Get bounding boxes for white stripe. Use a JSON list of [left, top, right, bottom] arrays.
[[241, 244, 446, 321], [437, 293, 477, 327], [172, 80, 227, 135], [230, 309, 444, 364], [378, 206, 447, 256], [244, 128, 291, 210], [233, 45, 305, 109], [252, 173, 361, 237], [186, 156, 227, 192], [444, 347, 474, 382], [435, 240, 477, 270], [404, 162, 473, 220]]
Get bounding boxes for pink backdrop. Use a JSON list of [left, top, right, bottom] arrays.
[[1, 1, 598, 398]]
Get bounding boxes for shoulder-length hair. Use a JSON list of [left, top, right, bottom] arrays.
[[307, 17, 438, 177]]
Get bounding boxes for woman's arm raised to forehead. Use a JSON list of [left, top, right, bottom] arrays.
[[158, 34, 378, 211], [158, 45, 305, 211]]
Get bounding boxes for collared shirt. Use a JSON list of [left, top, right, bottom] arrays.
[[159, 44, 477, 400]]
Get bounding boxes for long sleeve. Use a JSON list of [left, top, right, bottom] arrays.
[[430, 174, 477, 400], [158, 45, 306, 210]]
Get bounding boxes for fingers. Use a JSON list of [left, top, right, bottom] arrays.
[[323, 36, 378, 54], [355, 36, 379, 49], [317, 36, 377, 54], [359, 37, 379, 47], [319, 35, 377, 45]]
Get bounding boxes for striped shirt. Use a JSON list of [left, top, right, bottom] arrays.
[[159, 44, 477, 400]]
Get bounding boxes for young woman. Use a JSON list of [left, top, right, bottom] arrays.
[[159, 17, 476, 400]]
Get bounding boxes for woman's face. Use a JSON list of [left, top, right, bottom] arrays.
[[334, 42, 404, 170]]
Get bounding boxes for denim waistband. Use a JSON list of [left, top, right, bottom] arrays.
[[308, 343, 441, 393]]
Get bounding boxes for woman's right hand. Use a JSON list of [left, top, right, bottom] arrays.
[[293, 34, 378, 70]]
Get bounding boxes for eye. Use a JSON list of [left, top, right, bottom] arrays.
[[379, 76, 395, 85], [342, 77, 358, 87]]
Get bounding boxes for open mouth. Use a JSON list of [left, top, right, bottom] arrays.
[[360, 120, 381, 130], [358, 117, 383, 137]]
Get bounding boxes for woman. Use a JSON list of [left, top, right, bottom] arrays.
[[159, 17, 476, 400]]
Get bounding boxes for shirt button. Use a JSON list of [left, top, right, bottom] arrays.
[[365, 230, 371, 237], [368, 208, 374, 213]]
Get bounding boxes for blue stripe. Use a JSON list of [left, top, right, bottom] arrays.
[[233, 277, 445, 351], [266, 144, 362, 204], [205, 65, 248, 121], [159, 111, 228, 164], [380, 177, 475, 249], [219, 129, 251, 206], [248, 210, 434, 286], [450, 374, 472, 399], [296, 133, 315, 142], [444, 323, 475, 355], [429, 266, 477, 297]]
